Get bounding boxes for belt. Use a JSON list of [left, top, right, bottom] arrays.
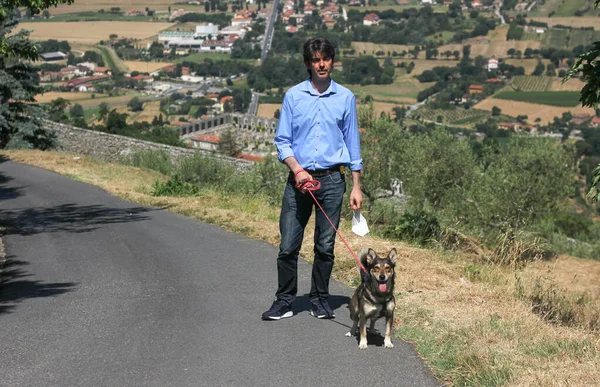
[[306, 165, 343, 177]]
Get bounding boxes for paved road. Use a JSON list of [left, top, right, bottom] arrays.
[[0, 159, 440, 387]]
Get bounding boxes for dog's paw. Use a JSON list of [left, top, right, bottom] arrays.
[[345, 331, 352, 337], [384, 340, 394, 349], [358, 341, 368, 350]]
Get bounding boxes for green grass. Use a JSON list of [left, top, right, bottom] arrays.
[[84, 108, 100, 124], [172, 52, 233, 64], [494, 91, 581, 107], [542, 29, 569, 49], [25, 12, 155, 22], [511, 76, 553, 92], [555, 0, 587, 16], [96, 45, 126, 74]]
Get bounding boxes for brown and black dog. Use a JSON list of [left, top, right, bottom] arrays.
[[347, 248, 397, 349]]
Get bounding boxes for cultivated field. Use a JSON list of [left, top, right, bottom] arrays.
[[552, 77, 586, 91], [474, 98, 594, 124], [494, 91, 581, 107], [417, 107, 489, 126], [390, 59, 460, 75], [351, 42, 413, 56], [257, 103, 280, 119], [35, 91, 106, 104], [504, 58, 550, 74], [47, 0, 181, 14], [528, 16, 600, 29], [437, 40, 542, 59], [18, 21, 174, 43], [124, 61, 174, 73], [346, 77, 434, 104], [511, 76, 553, 92], [129, 101, 162, 123]]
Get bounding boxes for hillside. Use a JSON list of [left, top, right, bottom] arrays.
[[1, 149, 599, 386]]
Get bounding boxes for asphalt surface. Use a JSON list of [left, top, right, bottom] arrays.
[[0, 158, 441, 387]]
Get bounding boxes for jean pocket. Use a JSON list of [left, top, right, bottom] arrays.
[[327, 171, 345, 184]]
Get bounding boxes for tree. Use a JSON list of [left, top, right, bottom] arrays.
[[98, 102, 109, 121], [492, 106, 501, 116], [567, 0, 600, 200], [127, 97, 144, 112], [69, 103, 84, 118], [218, 128, 239, 157], [0, 0, 74, 148]]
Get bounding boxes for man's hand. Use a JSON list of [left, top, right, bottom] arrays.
[[295, 170, 313, 194], [350, 170, 363, 210], [349, 185, 362, 210]]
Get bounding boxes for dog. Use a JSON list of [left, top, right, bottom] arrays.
[[346, 248, 397, 349]]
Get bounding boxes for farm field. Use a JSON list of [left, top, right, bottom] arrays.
[[474, 98, 594, 124], [416, 107, 489, 126], [257, 103, 280, 119], [494, 91, 581, 107], [351, 42, 413, 56], [542, 28, 600, 50], [437, 40, 542, 59], [35, 91, 106, 104], [18, 21, 174, 43], [124, 61, 174, 73], [129, 101, 162, 124], [504, 58, 550, 74], [172, 52, 234, 64], [527, 17, 600, 29], [346, 77, 434, 104], [24, 12, 156, 22], [551, 77, 586, 91], [510, 76, 553, 91], [47, 0, 183, 14], [510, 76, 587, 92], [390, 59, 460, 75]]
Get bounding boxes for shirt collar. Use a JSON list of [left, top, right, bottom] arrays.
[[302, 78, 338, 96]]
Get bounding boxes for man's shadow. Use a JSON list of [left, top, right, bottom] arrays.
[[293, 293, 350, 316]]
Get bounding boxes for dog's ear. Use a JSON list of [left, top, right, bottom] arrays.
[[366, 248, 378, 266], [359, 247, 378, 266], [387, 248, 397, 266]]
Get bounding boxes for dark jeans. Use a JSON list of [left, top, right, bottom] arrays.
[[275, 171, 346, 306]]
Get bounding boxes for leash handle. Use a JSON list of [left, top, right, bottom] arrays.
[[297, 180, 368, 273]]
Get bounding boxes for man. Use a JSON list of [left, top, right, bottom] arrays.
[[261, 37, 363, 321]]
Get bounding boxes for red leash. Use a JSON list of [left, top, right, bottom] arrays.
[[296, 179, 368, 273]]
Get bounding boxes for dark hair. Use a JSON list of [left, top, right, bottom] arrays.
[[303, 37, 336, 77]]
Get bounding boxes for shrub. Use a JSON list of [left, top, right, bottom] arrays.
[[120, 149, 173, 175], [381, 210, 440, 245], [151, 175, 200, 197]]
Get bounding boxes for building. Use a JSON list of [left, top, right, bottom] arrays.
[[571, 113, 591, 126], [158, 23, 245, 52], [486, 58, 499, 71], [363, 13, 379, 26], [66, 75, 109, 90], [591, 116, 600, 128], [469, 85, 484, 94], [39, 51, 67, 61]]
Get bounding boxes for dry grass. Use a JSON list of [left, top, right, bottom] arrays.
[[438, 41, 542, 59], [124, 61, 174, 73], [257, 103, 280, 119], [504, 58, 550, 74], [552, 77, 586, 92], [351, 41, 413, 56], [35, 91, 106, 104], [48, 0, 180, 14], [18, 21, 174, 43], [474, 97, 593, 124], [528, 16, 600, 29], [353, 40, 542, 60], [131, 101, 162, 123], [3, 149, 600, 386]]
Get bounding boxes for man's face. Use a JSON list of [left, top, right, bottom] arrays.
[[306, 52, 333, 82]]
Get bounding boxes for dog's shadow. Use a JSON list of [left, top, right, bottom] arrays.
[[293, 294, 387, 347]]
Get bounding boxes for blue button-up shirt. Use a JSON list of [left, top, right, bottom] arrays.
[[274, 79, 363, 172]]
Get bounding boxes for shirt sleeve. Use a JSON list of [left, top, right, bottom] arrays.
[[273, 92, 295, 163], [343, 94, 363, 171]]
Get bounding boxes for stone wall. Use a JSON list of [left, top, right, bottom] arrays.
[[47, 121, 253, 170]]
